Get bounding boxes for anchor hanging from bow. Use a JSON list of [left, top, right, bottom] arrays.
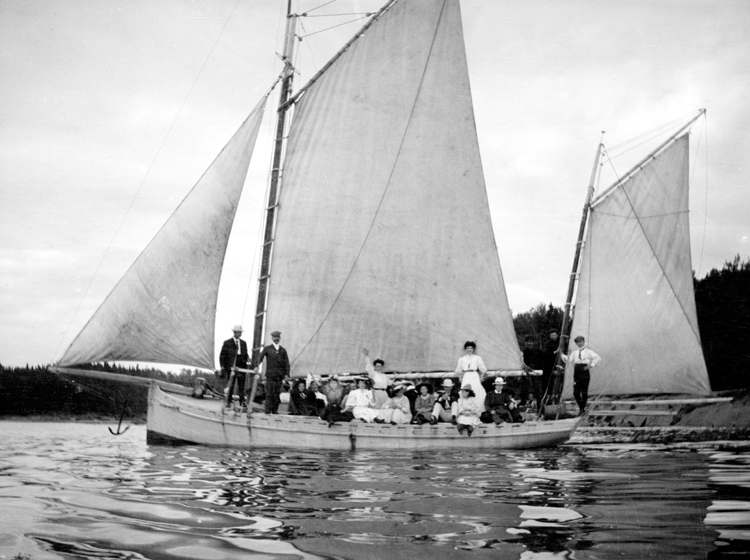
[[109, 395, 131, 436]]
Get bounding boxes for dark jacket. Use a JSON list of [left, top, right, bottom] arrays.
[[219, 337, 249, 373], [256, 344, 290, 380]]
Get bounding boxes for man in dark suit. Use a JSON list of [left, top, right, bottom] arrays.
[[256, 330, 290, 414], [220, 325, 250, 410]]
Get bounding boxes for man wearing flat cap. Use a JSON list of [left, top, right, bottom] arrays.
[[256, 330, 290, 414], [220, 325, 250, 410]]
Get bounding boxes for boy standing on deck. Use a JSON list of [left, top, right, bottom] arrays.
[[561, 335, 602, 415]]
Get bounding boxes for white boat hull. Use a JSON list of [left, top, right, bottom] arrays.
[[147, 384, 580, 450]]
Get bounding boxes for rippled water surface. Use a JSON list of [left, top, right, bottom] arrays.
[[1, 421, 748, 559]]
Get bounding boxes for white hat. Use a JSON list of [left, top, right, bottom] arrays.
[[442, 379, 454, 388], [232, 325, 243, 332], [494, 377, 506, 385]]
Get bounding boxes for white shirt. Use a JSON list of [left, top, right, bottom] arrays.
[[365, 362, 391, 390], [562, 346, 602, 367], [455, 354, 488, 374]]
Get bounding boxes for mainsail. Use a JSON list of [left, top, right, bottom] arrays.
[[59, 98, 268, 370], [562, 134, 711, 397], [265, 0, 522, 376]]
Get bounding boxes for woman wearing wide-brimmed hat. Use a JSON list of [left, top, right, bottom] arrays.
[[375, 381, 412, 424], [411, 381, 436, 424], [455, 384, 482, 436]]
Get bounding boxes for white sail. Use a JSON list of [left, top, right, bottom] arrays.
[[59, 98, 267, 370], [562, 135, 711, 397], [264, 0, 522, 376]]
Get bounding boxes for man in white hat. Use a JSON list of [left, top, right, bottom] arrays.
[[219, 325, 250, 410], [483, 377, 523, 424], [429, 378, 459, 425]]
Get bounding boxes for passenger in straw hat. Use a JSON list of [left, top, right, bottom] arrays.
[[375, 381, 412, 425], [483, 377, 524, 425], [429, 378, 459, 425], [455, 385, 482, 436], [219, 325, 250, 411], [411, 381, 436, 424]]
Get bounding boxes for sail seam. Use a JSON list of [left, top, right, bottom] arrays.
[[290, 0, 450, 370]]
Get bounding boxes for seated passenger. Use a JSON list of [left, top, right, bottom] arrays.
[[456, 385, 482, 436], [482, 377, 524, 424], [289, 379, 322, 417], [344, 378, 379, 423], [375, 381, 412, 424], [411, 382, 436, 424], [430, 378, 459, 425], [319, 375, 352, 426]]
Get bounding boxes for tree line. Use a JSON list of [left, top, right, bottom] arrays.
[[513, 255, 749, 392], [0, 256, 746, 419]]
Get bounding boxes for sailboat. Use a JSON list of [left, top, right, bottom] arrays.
[[555, 110, 724, 435], [51, 0, 580, 450]]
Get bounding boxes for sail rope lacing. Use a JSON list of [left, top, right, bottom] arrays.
[[54, 0, 246, 364], [288, 0, 449, 370]]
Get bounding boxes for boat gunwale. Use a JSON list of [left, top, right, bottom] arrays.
[[153, 384, 580, 440]]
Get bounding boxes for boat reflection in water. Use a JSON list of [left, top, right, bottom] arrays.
[[3, 422, 748, 559]]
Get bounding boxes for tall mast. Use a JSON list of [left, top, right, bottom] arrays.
[[252, 1, 297, 362], [559, 141, 603, 346]]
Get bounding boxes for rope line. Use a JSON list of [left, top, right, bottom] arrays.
[[299, 14, 373, 38], [304, 0, 339, 14]]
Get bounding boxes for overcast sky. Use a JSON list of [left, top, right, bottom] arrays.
[[1, 0, 748, 368]]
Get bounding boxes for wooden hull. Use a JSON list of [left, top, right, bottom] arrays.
[[147, 384, 580, 450]]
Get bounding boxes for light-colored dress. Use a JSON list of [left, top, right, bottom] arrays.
[[376, 395, 412, 424], [455, 354, 487, 410], [366, 360, 392, 408], [345, 388, 379, 422], [456, 396, 482, 427]]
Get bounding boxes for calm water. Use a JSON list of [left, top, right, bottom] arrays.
[[1, 422, 748, 560]]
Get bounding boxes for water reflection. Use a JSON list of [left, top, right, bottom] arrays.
[[1, 422, 749, 559]]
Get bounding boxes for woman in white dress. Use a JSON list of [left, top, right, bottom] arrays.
[[344, 378, 379, 422], [375, 382, 412, 424], [454, 341, 487, 410], [455, 385, 482, 436]]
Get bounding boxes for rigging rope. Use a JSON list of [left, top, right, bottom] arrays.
[[298, 14, 373, 38]]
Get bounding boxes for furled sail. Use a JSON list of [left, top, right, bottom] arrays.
[[265, 0, 522, 376], [59, 97, 267, 370], [562, 135, 711, 397]]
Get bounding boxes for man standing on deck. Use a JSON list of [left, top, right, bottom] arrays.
[[561, 335, 601, 415], [361, 347, 392, 408], [220, 325, 250, 411], [257, 330, 290, 414]]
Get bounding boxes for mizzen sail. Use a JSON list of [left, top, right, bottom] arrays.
[[562, 135, 711, 397], [265, 0, 521, 376], [59, 98, 267, 370]]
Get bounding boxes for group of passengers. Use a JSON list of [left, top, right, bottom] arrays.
[[288, 341, 526, 435]]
